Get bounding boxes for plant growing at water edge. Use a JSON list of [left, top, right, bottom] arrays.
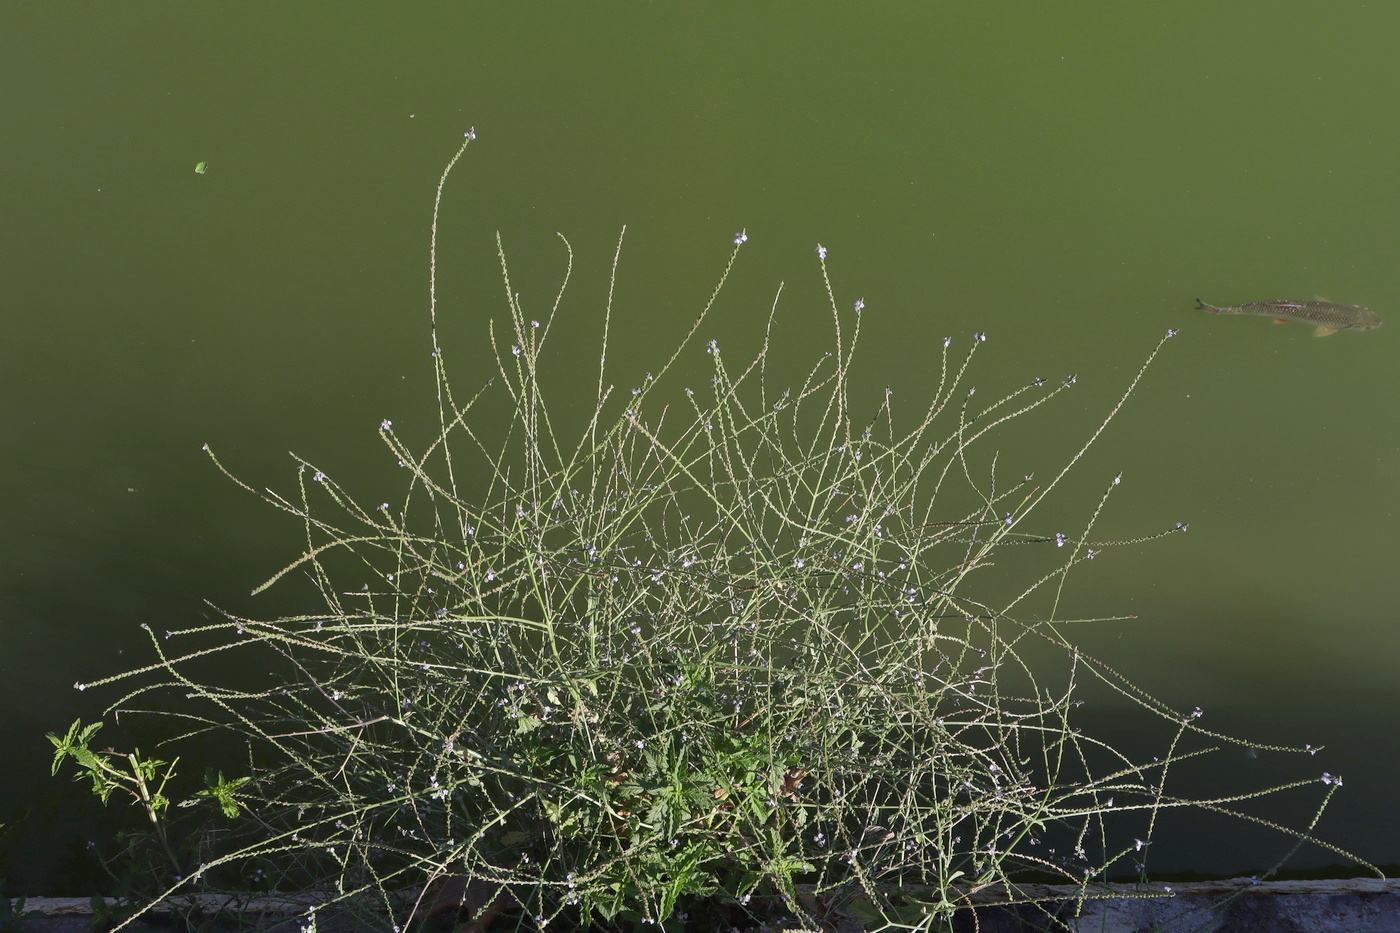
[[59, 134, 1372, 932], [45, 719, 250, 930]]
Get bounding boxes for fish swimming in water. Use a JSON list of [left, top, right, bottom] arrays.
[[1194, 298, 1382, 337]]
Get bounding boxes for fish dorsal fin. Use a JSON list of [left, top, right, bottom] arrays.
[[1314, 325, 1337, 337]]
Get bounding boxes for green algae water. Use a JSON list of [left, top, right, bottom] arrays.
[[4, 4, 1399, 890]]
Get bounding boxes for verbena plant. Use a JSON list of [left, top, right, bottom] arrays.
[[53, 134, 1372, 933]]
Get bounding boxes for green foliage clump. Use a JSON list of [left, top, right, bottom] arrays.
[[56, 136, 1367, 933]]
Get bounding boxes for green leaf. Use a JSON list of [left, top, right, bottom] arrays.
[[194, 161, 208, 174], [46, 719, 102, 776], [132, 752, 168, 783], [195, 769, 250, 819]]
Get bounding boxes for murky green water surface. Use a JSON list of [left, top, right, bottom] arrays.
[[5, 4, 1397, 888]]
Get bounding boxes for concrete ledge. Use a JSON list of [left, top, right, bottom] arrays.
[[9, 878, 1400, 932], [941, 877, 1400, 932]]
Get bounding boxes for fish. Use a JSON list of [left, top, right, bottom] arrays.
[[1194, 298, 1382, 337]]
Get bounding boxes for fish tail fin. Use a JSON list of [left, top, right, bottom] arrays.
[[1195, 298, 1220, 313]]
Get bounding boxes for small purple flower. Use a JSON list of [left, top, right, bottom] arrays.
[[974, 332, 987, 342], [854, 298, 865, 312], [734, 230, 748, 245], [380, 419, 393, 431], [465, 128, 476, 140], [1055, 532, 1067, 547], [1167, 328, 1178, 337], [816, 244, 827, 260]]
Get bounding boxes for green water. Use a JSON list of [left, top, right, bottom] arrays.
[[5, 4, 1398, 888]]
